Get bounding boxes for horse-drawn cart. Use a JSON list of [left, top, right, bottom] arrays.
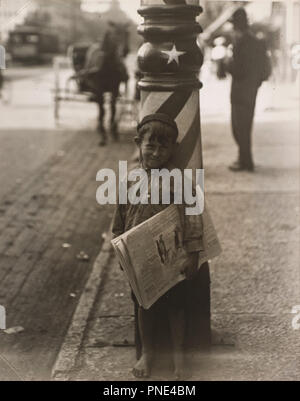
[[53, 49, 97, 122], [53, 28, 138, 145]]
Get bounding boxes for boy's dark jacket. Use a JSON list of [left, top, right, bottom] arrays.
[[112, 163, 204, 254]]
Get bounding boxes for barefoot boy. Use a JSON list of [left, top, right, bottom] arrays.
[[112, 113, 204, 379]]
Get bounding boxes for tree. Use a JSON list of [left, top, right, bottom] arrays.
[[24, 10, 52, 28]]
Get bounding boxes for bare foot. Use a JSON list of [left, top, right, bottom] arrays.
[[174, 363, 193, 381], [174, 367, 190, 381], [98, 139, 107, 147], [174, 352, 190, 381], [132, 354, 152, 379]]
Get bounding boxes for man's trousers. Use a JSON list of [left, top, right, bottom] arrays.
[[231, 82, 259, 169]]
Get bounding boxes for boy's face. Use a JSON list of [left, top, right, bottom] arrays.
[[138, 130, 177, 169]]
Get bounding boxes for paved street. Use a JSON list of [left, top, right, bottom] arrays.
[[0, 65, 99, 198]]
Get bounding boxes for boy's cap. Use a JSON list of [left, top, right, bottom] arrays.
[[137, 113, 178, 136]]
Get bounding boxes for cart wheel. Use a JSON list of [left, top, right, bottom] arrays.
[[54, 95, 60, 122], [1, 78, 12, 105]]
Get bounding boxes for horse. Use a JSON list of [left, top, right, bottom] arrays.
[[79, 23, 129, 146]]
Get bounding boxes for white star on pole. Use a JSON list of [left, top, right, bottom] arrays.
[[162, 44, 186, 65]]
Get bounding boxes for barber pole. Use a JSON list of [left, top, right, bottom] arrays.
[[137, 0, 211, 354]]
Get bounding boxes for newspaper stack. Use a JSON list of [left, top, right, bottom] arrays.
[[111, 204, 221, 310]]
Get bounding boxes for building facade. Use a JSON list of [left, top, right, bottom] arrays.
[[0, 0, 82, 49], [0, 0, 35, 42]]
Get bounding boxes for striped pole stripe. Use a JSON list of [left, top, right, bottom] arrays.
[[140, 92, 173, 119]]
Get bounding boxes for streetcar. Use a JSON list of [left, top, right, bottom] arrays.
[[7, 26, 59, 63]]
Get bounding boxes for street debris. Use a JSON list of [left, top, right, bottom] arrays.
[[87, 340, 110, 348], [4, 326, 25, 335], [87, 339, 134, 348], [69, 293, 76, 298], [76, 251, 89, 261], [112, 339, 134, 347], [62, 243, 71, 249], [114, 293, 124, 298], [57, 150, 65, 157]]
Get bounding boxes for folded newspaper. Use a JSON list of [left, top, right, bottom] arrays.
[[111, 204, 221, 310]]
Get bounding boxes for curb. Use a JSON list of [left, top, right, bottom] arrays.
[[51, 232, 113, 381]]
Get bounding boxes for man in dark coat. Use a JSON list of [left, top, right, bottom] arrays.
[[227, 8, 270, 172], [0, 70, 3, 97]]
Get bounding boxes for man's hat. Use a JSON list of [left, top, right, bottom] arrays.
[[229, 8, 248, 28], [137, 113, 179, 137]]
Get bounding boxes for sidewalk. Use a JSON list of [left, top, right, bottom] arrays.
[[52, 81, 300, 381]]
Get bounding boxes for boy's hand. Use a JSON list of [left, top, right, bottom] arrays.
[[181, 252, 198, 280]]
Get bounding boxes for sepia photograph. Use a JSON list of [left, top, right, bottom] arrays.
[[0, 0, 299, 384]]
